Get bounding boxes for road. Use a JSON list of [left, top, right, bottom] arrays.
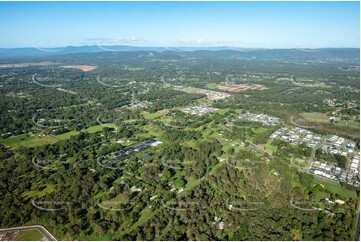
[[225, 74, 234, 85], [290, 114, 359, 140], [33, 74, 76, 95], [160, 74, 171, 87], [301, 138, 341, 185], [355, 212, 360, 241], [0, 225, 57, 241], [311, 173, 340, 185], [304, 148, 316, 172], [32, 74, 61, 88], [303, 138, 326, 173], [245, 140, 274, 159], [289, 114, 319, 129]]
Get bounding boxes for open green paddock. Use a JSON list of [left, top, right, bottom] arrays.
[[0, 124, 115, 149], [15, 230, 43, 241]]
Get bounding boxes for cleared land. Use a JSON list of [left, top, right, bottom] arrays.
[[300, 112, 330, 123], [292, 112, 359, 138], [0, 124, 114, 149], [217, 84, 268, 92], [61, 65, 97, 71], [15, 230, 44, 241]]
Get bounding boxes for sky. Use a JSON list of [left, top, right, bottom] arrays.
[[0, 1, 359, 48]]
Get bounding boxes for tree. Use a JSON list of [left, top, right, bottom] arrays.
[[335, 154, 347, 168]]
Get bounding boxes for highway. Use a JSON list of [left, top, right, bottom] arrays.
[[0, 225, 57, 241]]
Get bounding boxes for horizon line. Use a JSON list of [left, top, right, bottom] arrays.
[[0, 45, 360, 50]]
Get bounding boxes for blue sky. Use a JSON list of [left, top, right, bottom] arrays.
[[0, 1, 359, 48]]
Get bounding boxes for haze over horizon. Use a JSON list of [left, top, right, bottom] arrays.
[[0, 1, 360, 49]]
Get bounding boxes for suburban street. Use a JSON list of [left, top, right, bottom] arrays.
[[303, 138, 326, 173]]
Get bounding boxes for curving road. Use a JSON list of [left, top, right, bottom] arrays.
[[289, 114, 319, 129], [0, 225, 57, 241], [290, 115, 359, 140]]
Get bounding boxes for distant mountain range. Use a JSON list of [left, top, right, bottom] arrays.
[[0, 45, 251, 57], [0, 45, 359, 62]]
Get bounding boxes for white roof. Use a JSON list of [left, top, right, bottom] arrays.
[[150, 141, 163, 146]]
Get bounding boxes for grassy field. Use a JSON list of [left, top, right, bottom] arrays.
[[56, 124, 115, 140], [16, 230, 43, 241], [298, 112, 359, 136], [22, 184, 55, 199], [142, 111, 165, 119], [262, 141, 278, 154], [98, 193, 129, 209], [196, 98, 212, 104], [321, 182, 358, 200], [300, 112, 359, 130], [81, 232, 115, 241], [214, 108, 229, 115], [182, 140, 197, 148], [307, 177, 358, 200], [334, 119, 360, 130], [300, 112, 329, 123], [180, 86, 203, 93], [185, 177, 202, 191], [0, 124, 114, 149], [205, 83, 219, 89], [128, 208, 154, 233], [253, 127, 269, 134], [141, 124, 164, 137], [314, 190, 329, 201], [0, 134, 59, 149]]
